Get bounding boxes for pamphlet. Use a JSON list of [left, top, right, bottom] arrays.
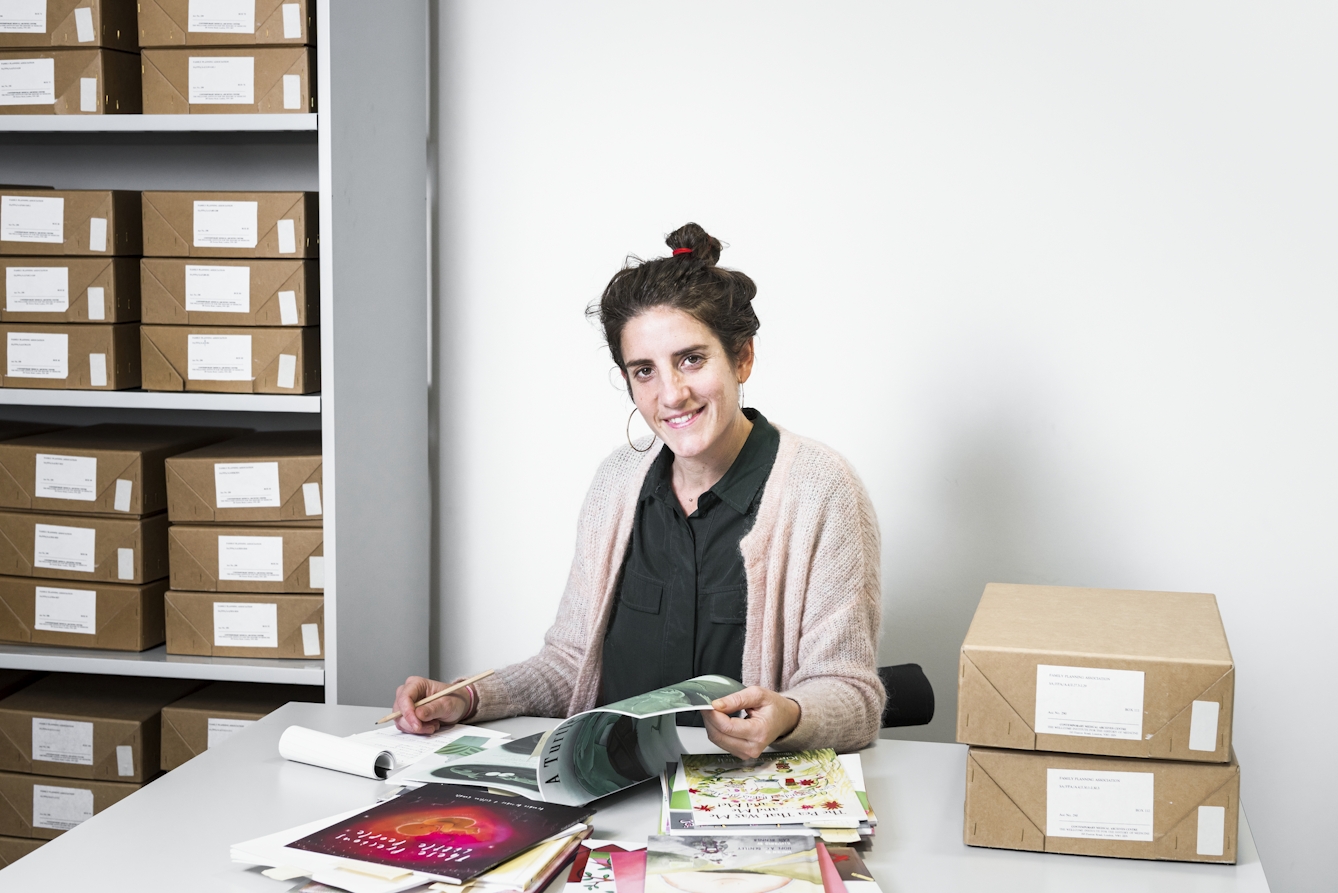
[[643, 834, 823, 893], [681, 749, 866, 828]]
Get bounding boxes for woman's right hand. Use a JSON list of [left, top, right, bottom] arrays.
[[393, 675, 470, 735]]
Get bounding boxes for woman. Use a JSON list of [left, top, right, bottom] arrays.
[[394, 224, 884, 758]]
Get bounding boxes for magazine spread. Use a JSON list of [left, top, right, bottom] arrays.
[[391, 675, 744, 807], [643, 834, 823, 893]]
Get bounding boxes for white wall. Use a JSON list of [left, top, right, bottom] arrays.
[[430, 4, 1337, 890]]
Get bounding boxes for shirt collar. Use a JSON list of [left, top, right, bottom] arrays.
[[644, 409, 779, 517]]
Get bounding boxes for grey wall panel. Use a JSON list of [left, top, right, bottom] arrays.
[[327, 0, 431, 706]]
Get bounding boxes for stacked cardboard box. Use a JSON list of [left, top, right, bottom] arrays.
[[0, 424, 242, 650], [139, 0, 314, 114], [1, 189, 143, 388], [138, 191, 320, 393], [0, 0, 141, 115], [0, 672, 199, 844], [164, 430, 324, 659], [957, 583, 1239, 864], [159, 680, 319, 770]]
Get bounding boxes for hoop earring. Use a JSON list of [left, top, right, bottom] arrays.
[[627, 408, 653, 452]]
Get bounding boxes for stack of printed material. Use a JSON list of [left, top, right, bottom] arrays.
[[659, 750, 877, 845], [232, 784, 593, 893], [958, 583, 1240, 863]]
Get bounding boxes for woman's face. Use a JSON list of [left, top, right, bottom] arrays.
[[620, 306, 753, 461]]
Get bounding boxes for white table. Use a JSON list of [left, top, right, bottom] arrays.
[[0, 703, 1272, 892]]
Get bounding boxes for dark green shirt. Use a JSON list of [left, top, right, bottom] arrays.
[[599, 409, 780, 712]]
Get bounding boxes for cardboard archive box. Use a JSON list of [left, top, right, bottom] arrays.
[[0, 423, 245, 515], [0, 48, 140, 113], [160, 681, 320, 770], [0, 508, 168, 584], [964, 746, 1240, 863], [0, 321, 139, 389], [165, 430, 321, 524], [169, 524, 323, 593], [140, 257, 316, 326], [139, 0, 313, 47], [0, 575, 168, 651], [1, 256, 139, 322], [141, 190, 316, 258], [140, 324, 318, 393], [0, 189, 140, 256], [957, 583, 1235, 763], [141, 46, 313, 114], [0, 0, 138, 50], [0, 673, 200, 783], [0, 771, 141, 839], [0, 833, 44, 864], [165, 590, 322, 659]]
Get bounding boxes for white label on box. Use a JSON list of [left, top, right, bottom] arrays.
[[32, 785, 93, 831], [115, 744, 133, 776], [86, 285, 105, 320], [1035, 665, 1144, 741], [308, 555, 323, 588], [188, 55, 254, 104], [88, 216, 106, 251], [1, 194, 62, 242], [207, 717, 253, 748], [33, 523, 95, 573], [1046, 768, 1153, 841], [34, 586, 96, 634], [301, 481, 321, 516], [116, 547, 133, 580], [188, 333, 251, 380], [218, 535, 284, 582], [214, 461, 280, 508], [276, 353, 296, 389], [113, 479, 132, 512], [1188, 700, 1220, 752], [1197, 805, 1226, 856], [74, 7, 94, 42], [185, 265, 250, 313], [301, 622, 320, 656], [282, 73, 300, 110], [35, 453, 97, 501], [0, 58, 54, 105], [277, 289, 298, 325], [33, 717, 94, 766], [276, 218, 296, 254], [88, 352, 106, 387], [214, 601, 278, 648], [282, 3, 300, 39], [5, 266, 68, 311], [79, 77, 96, 112], [193, 200, 257, 248], [7, 331, 67, 378], [188, 0, 254, 33], [0, 2, 45, 32]]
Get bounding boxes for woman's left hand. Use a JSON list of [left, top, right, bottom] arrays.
[[702, 686, 801, 759]]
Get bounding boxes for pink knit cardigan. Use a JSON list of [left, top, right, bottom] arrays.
[[471, 425, 886, 752]]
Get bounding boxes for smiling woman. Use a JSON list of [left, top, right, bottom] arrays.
[[393, 224, 885, 758]]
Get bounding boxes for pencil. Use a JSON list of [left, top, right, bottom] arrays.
[[374, 669, 496, 725]]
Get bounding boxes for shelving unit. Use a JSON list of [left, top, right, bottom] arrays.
[[0, 1, 431, 708]]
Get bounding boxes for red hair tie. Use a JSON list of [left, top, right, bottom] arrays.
[[672, 248, 693, 256]]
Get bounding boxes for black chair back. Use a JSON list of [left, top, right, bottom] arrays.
[[878, 663, 935, 728]]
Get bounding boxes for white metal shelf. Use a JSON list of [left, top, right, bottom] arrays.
[[0, 389, 320, 413], [0, 642, 324, 685], [0, 114, 317, 133]]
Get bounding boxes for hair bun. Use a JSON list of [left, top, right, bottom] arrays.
[[665, 222, 722, 266]]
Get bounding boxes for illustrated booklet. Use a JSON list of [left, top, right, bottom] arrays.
[[232, 785, 592, 891], [679, 750, 867, 829], [392, 675, 744, 807], [643, 834, 823, 893]]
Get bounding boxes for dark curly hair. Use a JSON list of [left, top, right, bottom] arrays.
[[588, 223, 760, 382]]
